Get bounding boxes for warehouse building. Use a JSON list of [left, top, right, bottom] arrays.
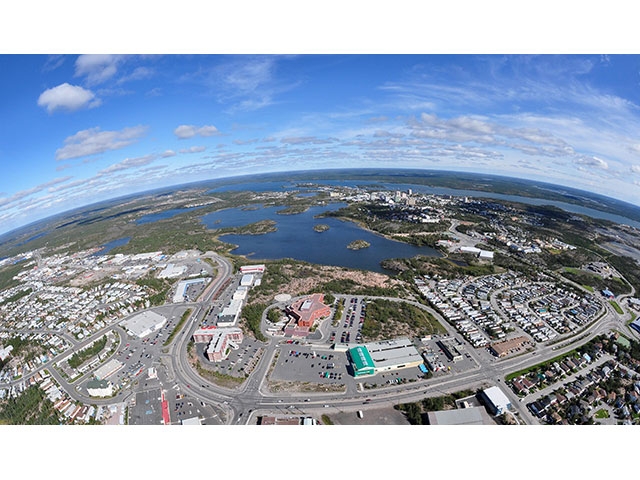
[[173, 278, 207, 303], [348, 345, 376, 377], [348, 338, 423, 377], [120, 311, 167, 338], [217, 299, 243, 326], [240, 264, 266, 274], [480, 386, 512, 415], [427, 406, 494, 425]]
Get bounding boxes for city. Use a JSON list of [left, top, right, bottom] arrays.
[[1, 181, 639, 429]]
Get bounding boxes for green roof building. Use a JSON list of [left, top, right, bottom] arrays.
[[349, 346, 376, 377]]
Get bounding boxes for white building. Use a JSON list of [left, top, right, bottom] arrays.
[[481, 386, 512, 415], [86, 379, 113, 397], [120, 311, 167, 338], [158, 263, 187, 279], [93, 358, 123, 380]]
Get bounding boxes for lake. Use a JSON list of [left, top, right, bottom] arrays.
[[201, 203, 440, 274]]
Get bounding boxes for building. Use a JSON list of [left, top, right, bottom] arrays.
[[240, 274, 255, 287], [173, 278, 207, 303], [287, 294, 331, 328], [0, 345, 13, 362], [158, 263, 187, 279], [480, 386, 512, 415], [240, 264, 265, 274], [490, 336, 530, 358], [348, 345, 376, 377], [437, 339, 463, 362], [120, 311, 167, 338], [348, 338, 423, 377], [205, 327, 244, 362], [218, 299, 243, 326], [86, 379, 113, 397], [93, 358, 123, 380], [181, 417, 202, 425], [630, 318, 640, 335], [427, 406, 494, 425], [192, 325, 218, 343]]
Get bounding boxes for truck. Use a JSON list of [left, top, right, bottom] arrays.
[[357, 410, 363, 419]]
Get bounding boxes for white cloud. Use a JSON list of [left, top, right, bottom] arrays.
[[161, 150, 177, 158], [37, 83, 101, 113], [75, 54, 125, 85], [99, 154, 156, 174], [574, 155, 609, 169], [631, 165, 640, 174], [178, 146, 207, 154], [174, 124, 219, 139], [55, 125, 148, 161]]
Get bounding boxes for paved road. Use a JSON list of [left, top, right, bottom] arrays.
[[4, 248, 635, 425]]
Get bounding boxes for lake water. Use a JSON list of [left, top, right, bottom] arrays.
[[136, 207, 200, 225], [201, 203, 440, 274], [93, 237, 131, 256]]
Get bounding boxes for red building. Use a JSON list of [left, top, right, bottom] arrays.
[[287, 293, 331, 328]]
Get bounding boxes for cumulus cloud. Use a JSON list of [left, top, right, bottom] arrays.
[[55, 125, 148, 161], [631, 165, 640, 174], [37, 83, 101, 113], [174, 124, 219, 139]]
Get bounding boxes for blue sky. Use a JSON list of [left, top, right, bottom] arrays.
[[2, 53, 640, 234]]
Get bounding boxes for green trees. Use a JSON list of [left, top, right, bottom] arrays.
[[68, 335, 107, 369], [0, 385, 60, 425]]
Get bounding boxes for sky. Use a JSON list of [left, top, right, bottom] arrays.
[[2, 1, 640, 236], [3, 53, 640, 234]]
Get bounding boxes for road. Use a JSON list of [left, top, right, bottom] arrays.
[[4, 247, 637, 425]]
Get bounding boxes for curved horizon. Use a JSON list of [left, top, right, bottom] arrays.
[[4, 55, 640, 235]]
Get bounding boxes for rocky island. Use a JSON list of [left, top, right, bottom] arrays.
[[347, 239, 370, 250], [313, 224, 330, 232]]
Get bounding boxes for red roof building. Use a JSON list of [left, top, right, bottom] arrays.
[[287, 293, 331, 328]]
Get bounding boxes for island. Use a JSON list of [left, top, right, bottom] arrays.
[[313, 224, 330, 233], [347, 239, 370, 250]]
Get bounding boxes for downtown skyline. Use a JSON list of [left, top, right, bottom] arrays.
[[3, 53, 640, 234]]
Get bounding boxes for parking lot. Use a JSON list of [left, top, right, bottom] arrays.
[[327, 296, 367, 346], [197, 338, 266, 378], [128, 388, 164, 425], [167, 386, 225, 425], [271, 342, 349, 386]]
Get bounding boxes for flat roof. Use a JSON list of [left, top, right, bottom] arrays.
[[93, 358, 123, 380], [364, 338, 422, 369], [483, 386, 511, 411], [120, 311, 167, 338], [427, 406, 494, 425]]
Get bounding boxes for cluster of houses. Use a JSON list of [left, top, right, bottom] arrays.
[[509, 334, 640, 424], [0, 333, 70, 383], [0, 368, 115, 424], [496, 283, 601, 343], [416, 272, 524, 348]]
